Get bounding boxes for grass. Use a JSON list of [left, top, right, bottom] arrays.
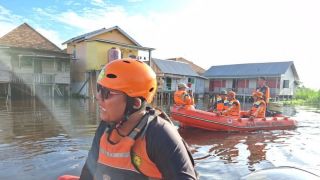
[[281, 87, 320, 105]]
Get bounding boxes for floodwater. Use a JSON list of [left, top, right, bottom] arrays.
[[0, 98, 319, 180]]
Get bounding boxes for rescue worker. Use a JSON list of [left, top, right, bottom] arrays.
[[174, 83, 195, 110], [67, 59, 197, 180], [220, 91, 240, 117], [212, 90, 229, 112], [256, 77, 270, 104], [244, 91, 266, 119]]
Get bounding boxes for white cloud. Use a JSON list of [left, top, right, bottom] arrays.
[[127, 0, 144, 3], [2, 1, 320, 89], [35, 27, 66, 49], [0, 5, 23, 36], [0, 6, 65, 49]]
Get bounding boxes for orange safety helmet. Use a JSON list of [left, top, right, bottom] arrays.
[[97, 59, 157, 103], [252, 91, 263, 98], [227, 91, 236, 98]]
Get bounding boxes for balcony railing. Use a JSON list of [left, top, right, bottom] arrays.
[[210, 87, 282, 97], [11, 73, 55, 84]]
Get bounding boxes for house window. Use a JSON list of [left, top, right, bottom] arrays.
[[72, 48, 76, 59], [166, 77, 172, 91], [188, 77, 194, 84], [65, 62, 70, 72], [57, 61, 62, 72], [283, 80, 289, 88], [20, 57, 33, 68]]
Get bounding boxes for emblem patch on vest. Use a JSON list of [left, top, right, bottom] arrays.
[[132, 153, 142, 168]]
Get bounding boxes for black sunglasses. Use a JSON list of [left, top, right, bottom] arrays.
[[97, 84, 122, 100]]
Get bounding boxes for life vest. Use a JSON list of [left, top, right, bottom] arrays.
[[222, 99, 240, 117], [250, 100, 266, 118], [256, 86, 270, 104], [96, 114, 162, 179], [216, 96, 229, 112], [174, 90, 194, 109]]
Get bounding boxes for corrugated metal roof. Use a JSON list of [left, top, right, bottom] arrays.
[[204, 61, 298, 78], [152, 58, 199, 77]]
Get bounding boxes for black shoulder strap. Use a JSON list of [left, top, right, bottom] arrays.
[[128, 112, 155, 140]]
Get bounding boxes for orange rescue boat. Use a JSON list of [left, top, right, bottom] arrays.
[[170, 106, 297, 132]]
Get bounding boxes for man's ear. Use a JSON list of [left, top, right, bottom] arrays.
[[132, 98, 142, 109]]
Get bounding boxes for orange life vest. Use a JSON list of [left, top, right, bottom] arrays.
[[257, 86, 270, 104], [250, 99, 266, 118], [97, 115, 162, 179], [222, 99, 240, 117], [174, 90, 194, 109], [216, 96, 229, 112]]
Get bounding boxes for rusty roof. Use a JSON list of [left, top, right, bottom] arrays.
[[0, 23, 61, 51]]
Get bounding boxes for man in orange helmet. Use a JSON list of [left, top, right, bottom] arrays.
[[174, 83, 195, 109], [220, 91, 240, 117], [244, 91, 266, 119], [74, 59, 197, 180]]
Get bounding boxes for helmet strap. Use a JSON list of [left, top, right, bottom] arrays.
[[123, 96, 146, 123]]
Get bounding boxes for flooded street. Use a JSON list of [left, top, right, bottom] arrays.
[[0, 98, 319, 180]]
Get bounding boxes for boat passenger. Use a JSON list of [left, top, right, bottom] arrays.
[[174, 83, 195, 110], [60, 59, 197, 180], [244, 91, 266, 119], [211, 90, 229, 112], [256, 77, 270, 104], [220, 91, 240, 117]]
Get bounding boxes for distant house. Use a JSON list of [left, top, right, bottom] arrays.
[[151, 58, 207, 95], [0, 23, 71, 97], [204, 61, 300, 99], [166, 57, 206, 75], [62, 26, 154, 98]]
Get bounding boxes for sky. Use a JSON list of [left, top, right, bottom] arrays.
[[1, 0, 320, 89]]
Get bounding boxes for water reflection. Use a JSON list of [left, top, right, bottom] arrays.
[[0, 98, 99, 180], [180, 127, 311, 179], [0, 98, 319, 180]]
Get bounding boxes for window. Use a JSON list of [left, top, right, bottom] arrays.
[[72, 48, 76, 59], [65, 62, 70, 72], [283, 80, 289, 88], [166, 77, 172, 90], [20, 57, 33, 68], [188, 77, 194, 83], [57, 61, 62, 72]]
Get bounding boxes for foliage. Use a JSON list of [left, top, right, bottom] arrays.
[[282, 87, 320, 105]]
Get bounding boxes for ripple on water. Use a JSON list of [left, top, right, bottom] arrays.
[[1, 99, 320, 179]]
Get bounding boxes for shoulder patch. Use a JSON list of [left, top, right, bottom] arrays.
[[132, 153, 142, 168]]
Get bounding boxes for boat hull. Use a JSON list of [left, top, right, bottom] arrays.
[[170, 106, 297, 132]]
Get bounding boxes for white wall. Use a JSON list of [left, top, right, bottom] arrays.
[[248, 79, 257, 88], [195, 78, 206, 94], [280, 67, 296, 96], [0, 54, 11, 82], [226, 79, 233, 89]]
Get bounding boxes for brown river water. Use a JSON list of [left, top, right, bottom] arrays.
[[0, 98, 319, 180]]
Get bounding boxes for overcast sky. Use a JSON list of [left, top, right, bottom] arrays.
[[1, 0, 320, 89]]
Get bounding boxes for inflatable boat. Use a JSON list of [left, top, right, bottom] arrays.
[[170, 106, 297, 132]]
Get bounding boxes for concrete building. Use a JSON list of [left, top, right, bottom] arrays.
[[204, 61, 300, 99]]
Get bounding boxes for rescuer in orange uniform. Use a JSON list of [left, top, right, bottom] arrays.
[[212, 90, 229, 112], [220, 91, 240, 117], [60, 59, 198, 180], [244, 91, 266, 119], [174, 83, 195, 110], [256, 77, 270, 104]]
